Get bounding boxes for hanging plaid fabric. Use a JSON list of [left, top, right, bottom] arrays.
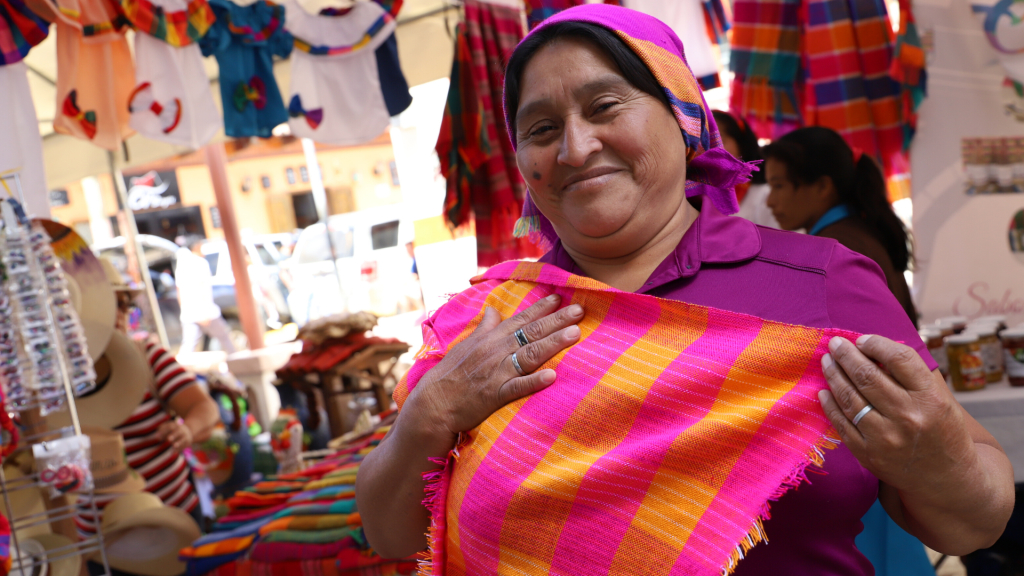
[[889, 0, 926, 151], [435, 0, 541, 266], [802, 0, 906, 175], [524, 0, 619, 30], [0, 0, 49, 65], [728, 0, 804, 139]]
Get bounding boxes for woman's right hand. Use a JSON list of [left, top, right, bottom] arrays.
[[405, 293, 583, 440]]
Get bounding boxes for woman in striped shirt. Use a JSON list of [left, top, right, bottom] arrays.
[[77, 282, 220, 539]]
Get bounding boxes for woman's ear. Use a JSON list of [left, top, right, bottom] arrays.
[[813, 175, 840, 204]]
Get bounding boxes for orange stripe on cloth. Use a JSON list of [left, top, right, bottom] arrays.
[[397, 262, 851, 576]]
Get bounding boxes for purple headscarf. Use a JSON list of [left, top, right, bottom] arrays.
[[504, 4, 757, 249]]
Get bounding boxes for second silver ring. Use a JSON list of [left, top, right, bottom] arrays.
[[514, 328, 530, 347], [511, 352, 527, 376]]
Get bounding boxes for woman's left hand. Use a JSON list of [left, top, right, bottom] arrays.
[[157, 418, 194, 453], [818, 334, 1014, 553], [818, 334, 973, 494]]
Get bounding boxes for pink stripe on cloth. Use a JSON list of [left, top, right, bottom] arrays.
[[548, 308, 762, 574], [453, 291, 662, 573]]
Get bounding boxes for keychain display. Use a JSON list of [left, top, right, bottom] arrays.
[[0, 200, 96, 415], [32, 435, 92, 498]]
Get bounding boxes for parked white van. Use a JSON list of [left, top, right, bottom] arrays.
[[279, 206, 414, 325]]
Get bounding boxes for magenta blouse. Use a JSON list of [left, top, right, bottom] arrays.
[[538, 203, 936, 576]]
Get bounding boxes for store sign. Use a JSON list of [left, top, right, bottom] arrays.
[[48, 190, 69, 207], [123, 170, 181, 211]]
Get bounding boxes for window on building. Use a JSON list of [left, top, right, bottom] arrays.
[[286, 168, 297, 185], [300, 166, 309, 182], [261, 176, 271, 189]]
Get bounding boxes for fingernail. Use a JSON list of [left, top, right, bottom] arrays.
[[818, 390, 830, 404], [547, 294, 560, 303], [828, 337, 844, 353], [569, 304, 583, 317], [565, 325, 580, 339], [540, 370, 556, 384], [856, 334, 872, 346], [821, 353, 833, 370]]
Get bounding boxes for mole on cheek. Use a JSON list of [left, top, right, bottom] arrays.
[[532, 171, 542, 181]]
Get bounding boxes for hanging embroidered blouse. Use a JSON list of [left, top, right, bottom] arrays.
[[0, 0, 49, 65], [284, 0, 395, 145], [122, 0, 222, 147], [201, 0, 292, 138], [35, 0, 136, 150]]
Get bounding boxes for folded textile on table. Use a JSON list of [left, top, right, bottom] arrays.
[[287, 485, 356, 503], [261, 514, 360, 535], [250, 537, 357, 562], [274, 501, 358, 518], [201, 558, 417, 576], [395, 261, 858, 576], [262, 527, 357, 544]]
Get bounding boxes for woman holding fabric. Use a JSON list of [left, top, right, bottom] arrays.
[[356, 5, 1013, 575]]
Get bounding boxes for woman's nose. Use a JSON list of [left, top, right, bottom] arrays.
[[556, 119, 601, 167]]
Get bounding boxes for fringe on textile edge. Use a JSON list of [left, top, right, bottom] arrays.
[[418, 433, 464, 576], [721, 429, 841, 576]]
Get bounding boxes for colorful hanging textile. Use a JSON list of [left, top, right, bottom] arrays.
[[889, 0, 926, 151], [35, 0, 135, 150], [120, 0, 213, 45], [435, 0, 542, 267], [523, 0, 619, 30], [0, 0, 48, 65], [125, 0, 221, 148], [200, 0, 291, 138], [284, 0, 397, 145], [702, 0, 731, 44], [802, 0, 905, 175], [394, 261, 856, 576], [728, 0, 803, 139]]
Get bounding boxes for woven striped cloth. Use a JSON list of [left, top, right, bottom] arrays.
[[395, 261, 858, 576], [120, 0, 215, 46]]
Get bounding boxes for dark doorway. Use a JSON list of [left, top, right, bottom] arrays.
[[292, 192, 318, 229]]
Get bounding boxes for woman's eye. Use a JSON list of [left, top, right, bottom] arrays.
[[529, 125, 555, 137], [595, 102, 616, 113]]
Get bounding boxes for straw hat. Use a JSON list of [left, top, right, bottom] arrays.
[[27, 534, 80, 576], [99, 258, 144, 296], [99, 493, 200, 576], [47, 331, 150, 431], [81, 428, 146, 494], [0, 465, 46, 525], [32, 219, 115, 363]]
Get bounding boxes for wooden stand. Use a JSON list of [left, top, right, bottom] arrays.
[[279, 343, 409, 438]]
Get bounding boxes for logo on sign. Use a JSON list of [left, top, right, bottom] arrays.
[[127, 171, 179, 211]]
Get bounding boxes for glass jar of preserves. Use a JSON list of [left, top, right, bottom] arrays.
[[967, 325, 1004, 383], [946, 334, 987, 391], [920, 327, 948, 377], [1000, 328, 1024, 387]]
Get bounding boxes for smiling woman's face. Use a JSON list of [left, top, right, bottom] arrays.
[[514, 37, 689, 259]]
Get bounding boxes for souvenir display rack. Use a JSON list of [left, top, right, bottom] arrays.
[[0, 172, 112, 576]]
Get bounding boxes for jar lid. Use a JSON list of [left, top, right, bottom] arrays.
[[939, 316, 969, 324], [919, 328, 943, 339], [967, 325, 998, 337], [1000, 328, 1024, 339], [934, 319, 956, 328], [977, 315, 1008, 324], [946, 333, 980, 345]]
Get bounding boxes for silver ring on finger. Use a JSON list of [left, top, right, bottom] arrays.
[[514, 328, 530, 347], [852, 404, 874, 427], [511, 352, 527, 376]]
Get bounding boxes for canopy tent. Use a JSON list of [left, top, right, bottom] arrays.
[[21, 0, 458, 192]]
